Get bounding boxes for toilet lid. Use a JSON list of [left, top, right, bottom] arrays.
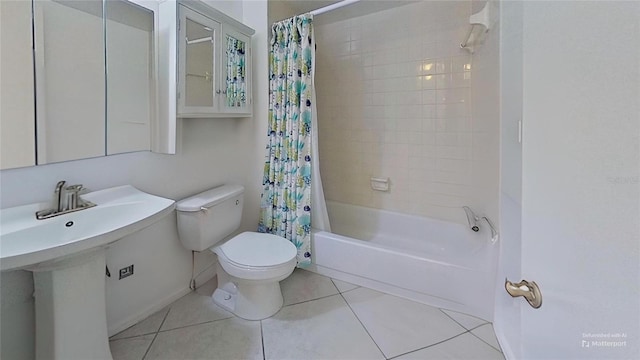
[[218, 232, 297, 267]]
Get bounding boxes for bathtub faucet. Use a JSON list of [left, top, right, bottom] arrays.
[[482, 216, 499, 243], [462, 206, 499, 243], [462, 206, 480, 232]]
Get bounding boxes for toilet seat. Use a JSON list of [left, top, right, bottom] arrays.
[[216, 232, 297, 267], [213, 232, 297, 280]]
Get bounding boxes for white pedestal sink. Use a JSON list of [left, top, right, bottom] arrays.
[[0, 185, 175, 360]]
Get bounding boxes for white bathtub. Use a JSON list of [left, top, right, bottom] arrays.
[[310, 201, 498, 321]]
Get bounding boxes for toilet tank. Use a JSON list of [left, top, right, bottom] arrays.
[[176, 185, 244, 251]]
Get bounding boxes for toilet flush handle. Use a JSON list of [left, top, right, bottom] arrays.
[[200, 206, 208, 213]]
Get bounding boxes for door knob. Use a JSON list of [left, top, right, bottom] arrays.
[[505, 278, 542, 309]]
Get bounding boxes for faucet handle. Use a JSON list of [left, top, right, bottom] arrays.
[[462, 206, 480, 232], [64, 185, 87, 210], [65, 184, 83, 192], [66, 184, 90, 196]]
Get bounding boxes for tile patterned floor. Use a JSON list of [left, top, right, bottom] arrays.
[[110, 269, 504, 360]]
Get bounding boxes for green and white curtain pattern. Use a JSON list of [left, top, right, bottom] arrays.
[[225, 35, 247, 108], [258, 14, 314, 267]]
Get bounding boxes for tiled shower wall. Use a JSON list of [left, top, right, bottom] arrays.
[[316, 1, 487, 223]]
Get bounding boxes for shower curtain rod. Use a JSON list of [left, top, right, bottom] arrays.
[[309, 0, 361, 16]]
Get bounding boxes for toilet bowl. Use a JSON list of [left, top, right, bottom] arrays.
[[175, 185, 298, 321], [212, 232, 297, 320]]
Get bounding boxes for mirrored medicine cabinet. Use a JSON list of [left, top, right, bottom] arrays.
[[0, 0, 157, 170], [158, 0, 254, 122]]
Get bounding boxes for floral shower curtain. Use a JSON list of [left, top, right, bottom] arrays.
[[258, 14, 314, 267]]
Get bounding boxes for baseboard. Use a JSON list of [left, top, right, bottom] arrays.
[[108, 263, 218, 337], [108, 286, 192, 337], [493, 320, 515, 359], [194, 262, 217, 288]]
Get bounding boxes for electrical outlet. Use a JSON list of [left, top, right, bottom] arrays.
[[119, 265, 134, 279]]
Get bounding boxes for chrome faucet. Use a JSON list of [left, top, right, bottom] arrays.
[[54, 180, 66, 212], [462, 206, 480, 232], [462, 206, 499, 243], [36, 181, 96, 220], [481, 216, 499, 243]]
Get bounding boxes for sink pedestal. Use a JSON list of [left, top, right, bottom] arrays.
[[32, 248, 113, 360]]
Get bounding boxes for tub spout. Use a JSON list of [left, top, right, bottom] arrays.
[[482, 216, 499, 243], [462, 206, 480, 232]]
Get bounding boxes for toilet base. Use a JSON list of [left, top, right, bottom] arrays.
[[213, 281, 284, 320], [213, 261, 291, 320]]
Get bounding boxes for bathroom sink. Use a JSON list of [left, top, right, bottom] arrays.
[[0, 185, 175, 271], [0, 185, 174, 359]]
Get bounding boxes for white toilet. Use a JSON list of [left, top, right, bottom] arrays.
[[176, 185, 297, 320]]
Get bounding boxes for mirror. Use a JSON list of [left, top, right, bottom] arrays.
[[33, 0, 105, 164], [0, 0, 154, 170], [185, 18, 215, 108], [105, 0, 154, 155], [0, 0, 36, 169]]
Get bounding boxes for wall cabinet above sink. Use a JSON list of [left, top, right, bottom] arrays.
[[159, 0, 254, 123]]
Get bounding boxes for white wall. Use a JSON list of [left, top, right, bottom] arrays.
[[469, 0, 500, 224], [243, 0, 270, 225], [0, 1, 266, 358], [203, 0, 243, 22], [465, 0, 501, 323], [494, 0, 522, 358]]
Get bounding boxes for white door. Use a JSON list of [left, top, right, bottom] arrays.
[[498, 1, 639, 359]]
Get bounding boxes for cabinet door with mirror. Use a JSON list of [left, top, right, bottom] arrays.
[[177, 5, 221, 116], [175, 2, 252, 118], [222, 27, 251, 115], [1, 0, 36, 169], [0, 0, 156, 170]]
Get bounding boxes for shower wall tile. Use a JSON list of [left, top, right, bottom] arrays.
[[316, 0, 478, 224]]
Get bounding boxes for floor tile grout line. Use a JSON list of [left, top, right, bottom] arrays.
[[110, 308, 174, 342], [438, 307, 489, 332], [437, 309, 501, 353], [260, 320, 266, 360], [329, 278, 341, 293], [110, 331, 158, 342], [156, 315, 236, 334], [283, 292, 341, 308], [337, 286, 361, 295], [330, 278, 361, 295], [467, 324, 503, 353], [141, 307, 171, 360], [338, 292, 388, 359], [387, 330, 472, 360]]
